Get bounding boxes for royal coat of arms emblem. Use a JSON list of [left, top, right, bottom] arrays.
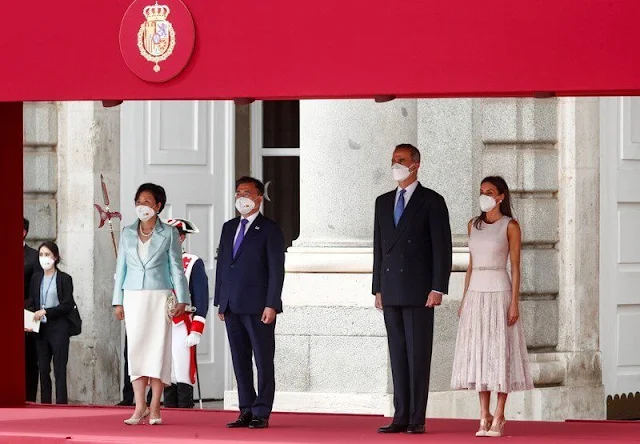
[[137, 2, 176, 73]]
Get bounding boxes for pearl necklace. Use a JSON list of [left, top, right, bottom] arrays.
[[139, 225, 154, 237]]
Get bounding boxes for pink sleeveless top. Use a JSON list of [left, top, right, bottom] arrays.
[[467, 216, 513, 292]]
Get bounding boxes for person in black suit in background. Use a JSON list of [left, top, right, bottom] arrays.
[[373, 144, 452, 434], [23, 217, 42, 402], [27, 241, 74, 404], [214, 176, 285, 429]]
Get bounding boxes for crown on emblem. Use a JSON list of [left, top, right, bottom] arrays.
[[143, 2, 171, 21]]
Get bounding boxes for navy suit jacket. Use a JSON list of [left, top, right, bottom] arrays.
[[24, 244, 42, 309], [187, 257, 209, 320], [214, 213, 285, 315], [372, 183, 453, 306]]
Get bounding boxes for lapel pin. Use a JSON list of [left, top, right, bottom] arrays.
[[255, 226, 260, 230]]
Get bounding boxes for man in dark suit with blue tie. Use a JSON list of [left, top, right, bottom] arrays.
[[373, 144, 452, 434], [214, 176, 285, 429]]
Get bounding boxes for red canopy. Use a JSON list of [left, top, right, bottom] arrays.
[[3, 0, 640, 102]]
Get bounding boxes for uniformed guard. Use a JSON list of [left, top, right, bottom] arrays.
[[164, 218, 209, 408]]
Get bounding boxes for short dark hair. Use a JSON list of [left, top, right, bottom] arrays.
[[394, 143, 421, 163], [39, 240, 61, 267], [235, 176, 265, 196], [24, 217, 30, 233], [135, 183, 167, 214]]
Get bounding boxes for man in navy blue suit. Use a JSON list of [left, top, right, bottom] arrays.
[[214, 176, 285, 429], [373, 144, 452, 434]]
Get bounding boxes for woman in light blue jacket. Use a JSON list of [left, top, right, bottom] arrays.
[[112, 183, 189, 425]]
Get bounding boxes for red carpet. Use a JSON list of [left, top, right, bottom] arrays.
[[0, 405, 638, 443]]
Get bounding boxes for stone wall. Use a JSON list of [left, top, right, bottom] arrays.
[[225, 98, 604, 420], [273, 99, 418, 413], [556, 98, 602, 392], [23, 102, 122, 405], [24, 102, 58, 246], [26, 97, 602, 415], [419, 98, 560, 392]]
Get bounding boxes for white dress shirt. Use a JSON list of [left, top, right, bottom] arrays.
[[233, 211, 260, 244], [395, 180, 443, 296], [395, 179, 420, 208]]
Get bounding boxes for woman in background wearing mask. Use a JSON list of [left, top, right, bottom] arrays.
[[27, 241, 73, 404], [451, 176, 533, 438], [112, 183, 189, 425]]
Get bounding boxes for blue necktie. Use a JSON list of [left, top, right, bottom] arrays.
[[233, 219, 249, 258], [394, 189, 406, 227]]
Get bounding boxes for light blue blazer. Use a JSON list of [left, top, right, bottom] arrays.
[[112, 220, 189, 306]]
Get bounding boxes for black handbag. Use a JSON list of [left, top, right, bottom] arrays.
[[66, 302, 82, 337]]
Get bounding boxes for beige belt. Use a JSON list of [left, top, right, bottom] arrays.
[[472, 266, 505, 271]]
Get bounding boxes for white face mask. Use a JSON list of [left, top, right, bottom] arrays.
[[39, 257, 55, 271], [392, 163, 414, 182], [235, 197, 257, 216], [479, 194, 499, 212], [136, 205, 156, 222]]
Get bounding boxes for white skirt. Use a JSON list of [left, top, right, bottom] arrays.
[[123, 289, 172, 386], [450, 290, 534, 393]]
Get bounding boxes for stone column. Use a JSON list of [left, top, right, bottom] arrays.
[[261, 99, 418, 414], [56, 102, 121, 404], [415, 99, 476, 393], [294, 100, 417, 248], [556, 97, 604, 417], [23, 102, 58, 404]]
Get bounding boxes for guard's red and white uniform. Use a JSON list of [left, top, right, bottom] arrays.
[[171, 254, 206, 384]]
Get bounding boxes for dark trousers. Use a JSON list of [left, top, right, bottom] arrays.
[[225, 311, 276, 418], [383, 305, 434, 426], [163, 383, 194, 408], [25, 332, 39, 402], [35, 318, 69, 404], [122, 336, 134, 403]]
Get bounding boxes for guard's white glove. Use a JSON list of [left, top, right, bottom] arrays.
[[186, 331, 201, 348]]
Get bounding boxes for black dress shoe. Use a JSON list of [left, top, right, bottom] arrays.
[[406, 424, 425, 434], [248, 417, 269, 429], [378, 423, 409, 433], [227, 412, 253, 428], [115, 399, 134, 407]]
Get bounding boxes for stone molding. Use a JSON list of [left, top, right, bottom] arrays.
[[224, 382, 604, 420], [285, 246, 470, 273]]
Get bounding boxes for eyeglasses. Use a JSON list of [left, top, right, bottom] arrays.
[[234, 192, 256, 199]]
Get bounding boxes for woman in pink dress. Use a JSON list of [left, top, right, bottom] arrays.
[[451, 176, 533, 437]]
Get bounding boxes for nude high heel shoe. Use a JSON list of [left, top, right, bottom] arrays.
[[123, 408, 150, 425], [485, 417, 506, 437], [148, 407, 163, 425], [475, 415, 493, 437]]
